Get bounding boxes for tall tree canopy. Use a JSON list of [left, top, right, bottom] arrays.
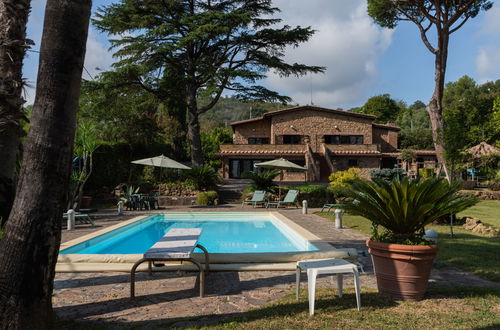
[[353, 93, 402, 123], [442, 75, 500, 174], [93, 0, 323, 166], [367, 0, 493, 180]]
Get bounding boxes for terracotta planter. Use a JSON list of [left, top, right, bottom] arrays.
[[366, 239, 438, 300], [80, 196, 93, 209]]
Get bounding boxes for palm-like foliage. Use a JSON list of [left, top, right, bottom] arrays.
[[185, 165, 221, 191], [335, 177, 479, 242], [242, 169, 279, 193]]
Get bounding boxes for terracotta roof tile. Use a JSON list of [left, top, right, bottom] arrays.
[[330, 150, 381, 156], [219, 149, 305, 155], [230, 105, 377, 126]]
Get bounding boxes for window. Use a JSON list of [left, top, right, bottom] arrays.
[[248, 137, 269, 145], [283, 135, 302, 144], [348, 159, 359, 167], [324, 135, 363, 145]]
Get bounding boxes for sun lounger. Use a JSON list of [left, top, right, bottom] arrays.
[[266, 190, 299, 208], [321, 203, 336, 212], [130, 228, 209, 298], [62, 212, 95, 226], [241, 190, 267, 208]]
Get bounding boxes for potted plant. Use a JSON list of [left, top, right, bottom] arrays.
[[335, 177, 478, 300]]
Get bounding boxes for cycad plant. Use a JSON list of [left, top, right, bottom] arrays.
[[335, 177, 479, 244], [184, 165, 221, 191], [242, 169, 280, 193]]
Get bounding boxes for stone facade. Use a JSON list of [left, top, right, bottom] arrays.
[[219, 105, 436, 182]]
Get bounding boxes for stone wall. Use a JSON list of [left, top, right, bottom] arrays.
[[233, 118, 271, 144], [270, 109, 374, 151], [373, 127, 398, 152]]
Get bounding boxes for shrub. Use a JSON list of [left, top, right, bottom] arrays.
[[418, 168, 434, 179], [196, 191, 218, 206], [370, 168, 406, 181], [329, 168, 361, 191], [241, 169, 279, 193], [488, 181, 500, 191], [334, 177, 479, 244], [185, 165, 221, 191], [400, 149, 416, 161], [285, 184, 334, 207]]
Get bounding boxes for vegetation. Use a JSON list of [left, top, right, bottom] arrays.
[[242, 169, 279, 193], [367, 0, 493, 181], [352, 93, 402, 123], [185, 165, 221, 191], [196, 191, 219, 206], [283, 184, 334, 208], [443, 76, 500, 178], [319, 200, 500, 282], [68, 121, 102, 209], [334, 177, 479, 244], [329, 168, 361, 193], [0, 0, 92, 327], [0, 0, 31, 225], [201, 127, 232, 169], [93, 0, 322, 165], [369, 168, 405, 181]]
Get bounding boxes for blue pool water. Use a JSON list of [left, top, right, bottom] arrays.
[[60, 213, 318, 254]]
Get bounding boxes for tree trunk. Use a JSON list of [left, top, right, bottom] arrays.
[[186, 86, 203, 166], [427, 31, 450, 181], [0, 0, 31, 224], [0, 0, 91, 328]]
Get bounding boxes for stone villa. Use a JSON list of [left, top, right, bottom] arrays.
[[218, 105, 437, 182]]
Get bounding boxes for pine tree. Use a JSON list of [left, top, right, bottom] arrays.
[[94, 0, 323, 165]]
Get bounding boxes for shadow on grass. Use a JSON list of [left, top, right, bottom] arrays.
[[56, 291, 397, 329], [427, 285, 500, 298]]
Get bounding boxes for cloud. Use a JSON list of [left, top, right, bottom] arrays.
[[476, 5, 500, 83], [476, 46, 500, 83], [264, 0, 393, 109], [83, 31, 114, 80]]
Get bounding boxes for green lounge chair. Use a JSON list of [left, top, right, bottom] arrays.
[[266, 190, 299, 208], [63, 212, 96, 226], [242, 190, 267, 208], [321, 203, 335, 212]]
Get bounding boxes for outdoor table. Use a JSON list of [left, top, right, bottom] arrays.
[[296, 258, 361, 315], [130, 228, 209, 298]]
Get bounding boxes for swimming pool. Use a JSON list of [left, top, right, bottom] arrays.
[[60, 213, 319, 254]]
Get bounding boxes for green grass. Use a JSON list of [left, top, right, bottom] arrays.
[[457, 200, 500, 228], [316, 200, 500, 283], [56, 287, 500, 329]]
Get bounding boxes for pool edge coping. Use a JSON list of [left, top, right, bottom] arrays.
[[57, 211, 357, 271]]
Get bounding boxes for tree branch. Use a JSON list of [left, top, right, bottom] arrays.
[[450, 16, 469, 34], [394, 6, 437, 54]]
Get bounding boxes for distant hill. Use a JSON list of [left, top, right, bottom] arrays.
[[200, 96, 288, 128]]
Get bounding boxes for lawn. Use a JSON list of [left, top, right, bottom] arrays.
[[316, 200, 500, 283], [457, 200, 500, 228], [58, 287, 500, 329]]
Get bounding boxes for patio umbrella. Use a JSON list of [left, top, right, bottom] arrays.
[[131, 154, 191, 169], [464, 142, 500, 159], [254, 158, 307, 198], [131, 154, 190, 182]]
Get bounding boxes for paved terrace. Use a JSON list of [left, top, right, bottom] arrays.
[[54, 205, 498, 327]]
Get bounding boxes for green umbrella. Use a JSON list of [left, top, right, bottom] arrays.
[[131, 155, 190, 182], [255, 158, 307, 198]]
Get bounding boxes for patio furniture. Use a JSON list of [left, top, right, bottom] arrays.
[[241, 190, 267, 208], [266, 190, 299, 208], [321, 203, 335, 212], [296, 258, 361, 315], [130, 228, 210, 298], [62, 212, 95, 226]]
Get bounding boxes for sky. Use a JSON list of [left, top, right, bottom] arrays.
[[23, 0, 500, 109]]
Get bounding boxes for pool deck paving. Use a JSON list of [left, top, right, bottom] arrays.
[[54, 205, 499, 327]]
